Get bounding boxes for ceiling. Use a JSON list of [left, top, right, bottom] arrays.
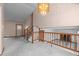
[[3, 3, 78, 23], [3, 3, 37, 23], [3, 3, 79, 30]]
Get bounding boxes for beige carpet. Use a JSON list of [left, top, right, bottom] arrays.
[[2, 37, 76, 56]]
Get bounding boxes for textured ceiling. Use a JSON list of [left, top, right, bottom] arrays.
[[3, 3, 37, 23]]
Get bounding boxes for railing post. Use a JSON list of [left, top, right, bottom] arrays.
[[70, 34, 72, 49], [32, 32, 34, 43]]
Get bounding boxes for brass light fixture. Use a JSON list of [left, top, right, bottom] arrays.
[[38, 3, 49, 16]]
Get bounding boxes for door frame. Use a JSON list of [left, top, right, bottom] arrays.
[[16, 24, 23, 37]]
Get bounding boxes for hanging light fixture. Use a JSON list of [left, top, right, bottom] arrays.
[[38, 3, 49, 16]]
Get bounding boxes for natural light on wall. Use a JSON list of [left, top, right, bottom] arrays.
[[0, 7, 1, 39], [38, 3, 49, 16], [0, 5, 3, 54]]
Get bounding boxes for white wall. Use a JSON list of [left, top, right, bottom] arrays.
[[33, 3, 79, 42], [25, 16, 31, 27], [33, 4, 79, 28], [4, 20, 24, 37], [0, 4, 3, 55], [4, 6, 32, 37]]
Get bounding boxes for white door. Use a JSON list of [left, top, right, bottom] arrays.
[[16, 24, 23, 36]]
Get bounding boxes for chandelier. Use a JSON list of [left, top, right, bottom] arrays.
[[38, 3, 49, 16]]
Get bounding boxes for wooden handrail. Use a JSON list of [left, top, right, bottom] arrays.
[[44, 32, 79, 36], [44, 32, 79, 51], [24, 26, 33, 41], [32, 31, 79, 52], [24, 26, 79, 52]]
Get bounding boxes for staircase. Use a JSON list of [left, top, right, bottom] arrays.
[[24, 26, 33, 41]]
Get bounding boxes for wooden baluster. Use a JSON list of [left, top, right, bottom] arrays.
[[32, 32, 34, 43], [55, 33, 57, 44], [56, 33, 58, 45], [58, 33, 60, 45], [52, 33, 53, 43], [50, 33, 52, 47], [48, 33, 50, 42], [54, 33, 56, 44], [74, 34, 77, 51], [57, 33, 58, 45], [66, 34, 68, 48], [24, 29, 25, 39], [55, 33, 56, 44], [49, 33, 51, 41], [27, 28, 28, 40], [61, 33, 63, 46], [70, 34, 72, 49], [53, 33, 55, 44], [77, 34, 79, 52], [56, 33, 58, 44], [59, 33, 62, 45], [62, 33, 64, 47]]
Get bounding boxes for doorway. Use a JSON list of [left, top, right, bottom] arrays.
[[16, 24, 23, 37]]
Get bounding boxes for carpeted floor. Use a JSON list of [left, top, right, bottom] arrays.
[[2, 37, 76, 56]]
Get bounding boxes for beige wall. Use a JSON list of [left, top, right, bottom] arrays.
[[4, 12, 31, 37], [33, 4, 79, 28], [25, 16, 31, 27], [4, 20, 24, 37], [0, 4, 3, 54]]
